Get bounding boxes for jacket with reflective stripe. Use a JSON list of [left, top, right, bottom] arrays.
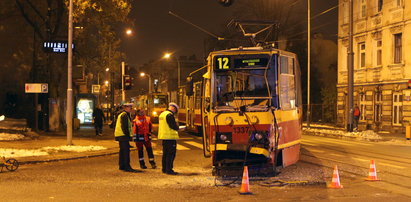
[[114, 112, 133, 137], [158, 111, 179, 140]]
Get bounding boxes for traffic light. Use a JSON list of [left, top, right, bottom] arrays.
[[408, 80, 411, 89], [218, 0, 234, 7], [124, 75, 132, 90]]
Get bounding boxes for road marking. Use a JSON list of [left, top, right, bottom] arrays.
[[306, 137, 372, 146], [301, 141, 318, 146], [307, 148, 325, 153], [177, 144, 190, 150], [352, 157, 369, 162], [185, 141, 203, 149], [329, 153, 343, 157], [379, 162, 405, 169]]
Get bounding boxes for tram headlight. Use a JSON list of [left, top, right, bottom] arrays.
[[255, 133, 263, 140], [220, 134, 227, 141]]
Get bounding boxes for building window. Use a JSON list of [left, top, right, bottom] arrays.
[[377, 0, 383, 12], [374, 92, 382, 122], [359, 94, 366, 121], [376, 40, 382, 66], [392, 92, 402, 125], [358, 42, 366, 68], [394, 33, 402, 64], [395, 0, 402, 7], [343, 3, 349, 24], [360, 0, 367, 18]]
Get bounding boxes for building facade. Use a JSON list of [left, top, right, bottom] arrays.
[[337, 0, 411, 132]]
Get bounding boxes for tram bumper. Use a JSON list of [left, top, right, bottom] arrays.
[[215, 144, 269, 157]]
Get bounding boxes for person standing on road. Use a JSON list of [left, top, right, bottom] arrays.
[[133, 109, 157, 169], [92, 106, 105, 136], [114, 103, 139, 172], [158, 102, 180, 175], [353, 105, 361, 130]]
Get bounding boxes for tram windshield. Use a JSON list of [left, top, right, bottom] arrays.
[[152, 95, 167, 107], [213, 54, 277, 112]]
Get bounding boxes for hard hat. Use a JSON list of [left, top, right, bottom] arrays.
[[169, 102, 179, 112]]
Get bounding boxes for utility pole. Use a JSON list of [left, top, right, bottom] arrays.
[[306, 0, 311, 127], [347, 0, 354, 132], [66, 0, 73, 145], [121, 61, 125, 102]]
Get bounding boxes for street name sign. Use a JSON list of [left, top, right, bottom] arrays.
[[25, 83, 48, 93]]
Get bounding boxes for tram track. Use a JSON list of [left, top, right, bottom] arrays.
[[302, 142, 411, 166], [300, 150, 411, 191]]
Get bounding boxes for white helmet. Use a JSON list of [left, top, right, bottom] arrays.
[[169, 102, 179, 112]]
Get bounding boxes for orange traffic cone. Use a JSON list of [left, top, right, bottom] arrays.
[[365, 160, 380, 181], [328, 165, 343, 188], [239, 166, 252, 195]]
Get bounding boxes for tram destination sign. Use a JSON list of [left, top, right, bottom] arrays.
[[43, 41, 75, 53], [214, 54, 269, 70]]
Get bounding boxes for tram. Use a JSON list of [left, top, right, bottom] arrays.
[[133, 92, 168, 123], [180, 46, 302, 176]]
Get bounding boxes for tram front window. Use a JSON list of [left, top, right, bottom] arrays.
[[153, 96, 167, 107], [215, 69, 270, 110]]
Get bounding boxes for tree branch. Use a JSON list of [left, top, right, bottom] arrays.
[[23, 0, 46, 22], [15, 0, 44, 40]]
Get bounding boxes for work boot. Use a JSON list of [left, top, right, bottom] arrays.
[[140, 161, 147, 169], [150, 161, 157, 169]]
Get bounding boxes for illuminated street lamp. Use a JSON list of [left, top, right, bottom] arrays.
[[140, 72, 151, 95], [162, 52, 181, 87], [126, 28, 133, 36]]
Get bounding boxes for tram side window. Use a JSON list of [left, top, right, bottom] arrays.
[[269, 55, 278, 107], [279, 56, 296, 110], [195, 83, 201, 109]]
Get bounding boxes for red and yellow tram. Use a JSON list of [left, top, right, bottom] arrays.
[[180, 46, 302, 175]]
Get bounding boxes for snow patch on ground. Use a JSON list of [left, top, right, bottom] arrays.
[[379, 139, 411, 145], [0, 133, 25, 141], [0, 145, 107, 158], [0, 148, 49, 158], [303, 128, 382, 141], [41, 145, 107, 152]]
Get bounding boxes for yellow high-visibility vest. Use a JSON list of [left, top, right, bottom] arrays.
[[158, 111, 179, 140], [114, 112, 133, 137]]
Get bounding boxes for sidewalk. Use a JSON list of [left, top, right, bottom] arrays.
[[0, 122, 121, 165], [303, 123, 410, 142]]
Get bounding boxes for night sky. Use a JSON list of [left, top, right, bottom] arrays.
[[122, 0, 338, 67]]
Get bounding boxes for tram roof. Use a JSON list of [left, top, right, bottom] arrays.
[[209, 46, 295, 57]]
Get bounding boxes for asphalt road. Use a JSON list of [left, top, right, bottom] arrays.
[[0, 132, 410, 201]]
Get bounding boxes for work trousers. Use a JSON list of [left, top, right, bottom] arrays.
[[136, 141, 155, 164], [118, 140, 131, 170], [162, 140, 176, 173]]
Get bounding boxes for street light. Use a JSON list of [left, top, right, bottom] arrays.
[[163, 52, 181, 88], [140, 72, 152, 95], [126, 28, 133, 36]]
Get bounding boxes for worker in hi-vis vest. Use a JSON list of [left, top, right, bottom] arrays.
[[158, 102, 179, 175], [114, 103, 140, 172]]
